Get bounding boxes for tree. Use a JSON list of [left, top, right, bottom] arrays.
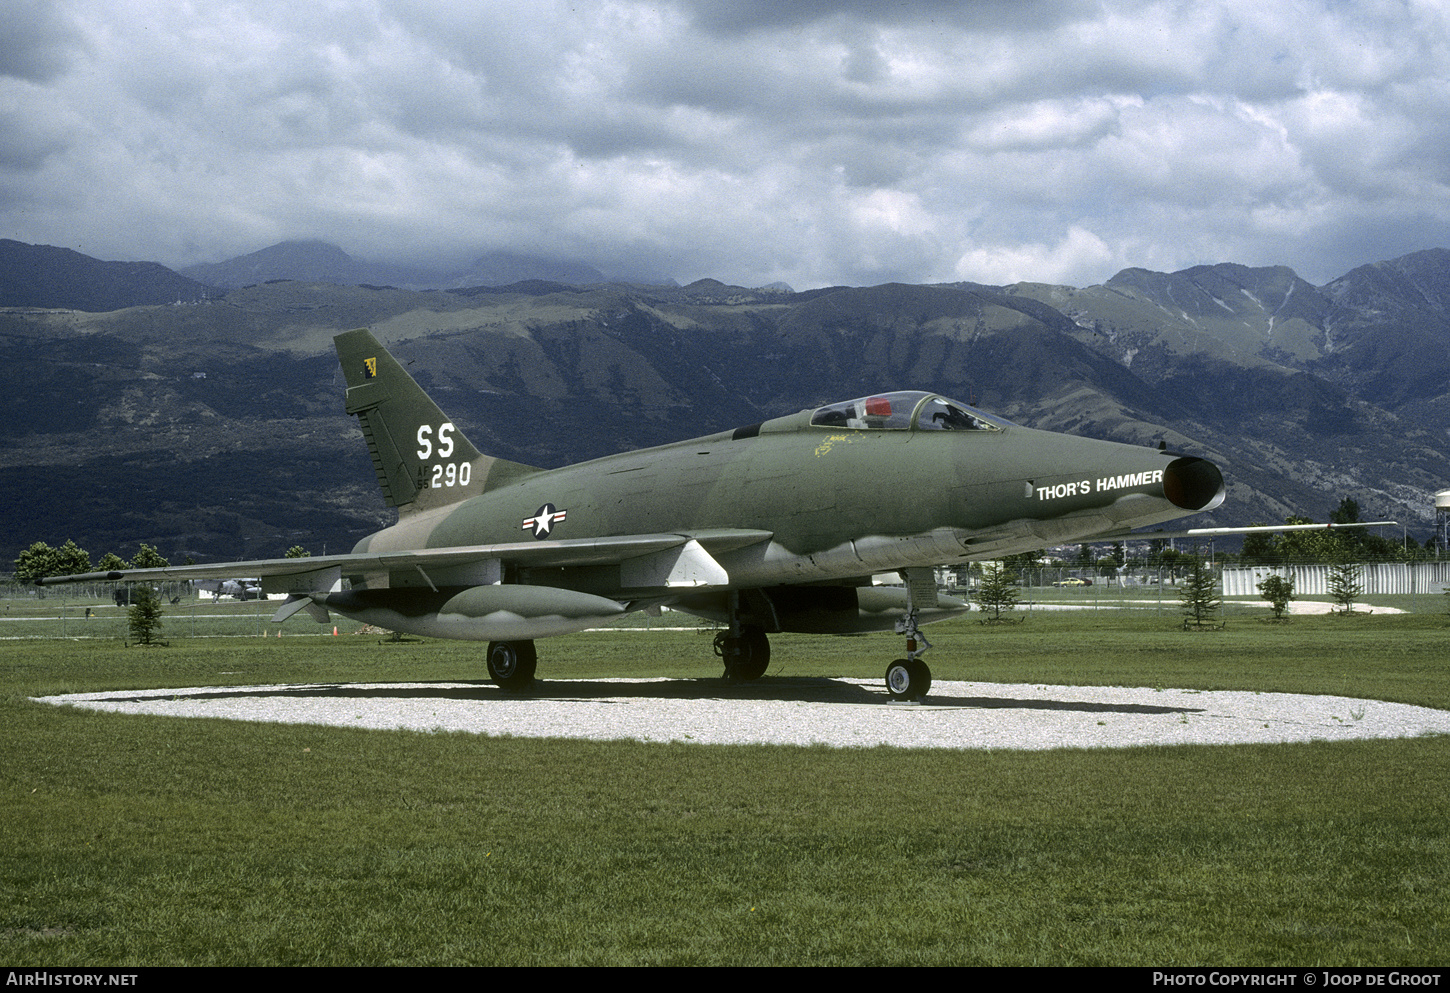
[[1256, 573, 1295, 620], [1274, 516, 1341, 563], [130, 544, 169, 569], [14, 541, 58, 582], [96, 552, 128, 572], [1001, 550, 1043, 586], [1157, 547, 1184, 580], [1327, 557, 1363, 615], [127, 585, 165, 645], [55, 540, 90, 576], [1179, 555, 1221, 629], [1267, 501, 1401, 563], [1241, 525, 1281, 566], [1353, 528, 1409, 562], [14, 539, 90, 582], [1331, 497, 1361, 525], [1147, 537, 1167, 567], [972, 562, 1021, 622], [284, 546, 312, 558], [1330, 497, 1371, 558]]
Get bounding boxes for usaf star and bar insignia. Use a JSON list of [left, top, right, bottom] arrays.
[[523, 504, 567, 539]]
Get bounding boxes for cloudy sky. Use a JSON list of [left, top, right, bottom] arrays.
[[4, 0, 1450, 289]]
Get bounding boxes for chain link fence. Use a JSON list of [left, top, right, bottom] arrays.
[[0, 580, 351, 639]]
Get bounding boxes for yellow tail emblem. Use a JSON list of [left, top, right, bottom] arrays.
[[363, 357, 377, 378]]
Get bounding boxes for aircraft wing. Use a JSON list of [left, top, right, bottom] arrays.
[[35, 528, 775, 594], [1109, 520, 1398, 542]]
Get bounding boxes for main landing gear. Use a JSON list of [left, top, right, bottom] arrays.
[[884, 610, 933, 702], [486, 640, 537, 690], [714, 591, 771, 682], [706, 586, 937, 699], [714, 624, 770, 681]]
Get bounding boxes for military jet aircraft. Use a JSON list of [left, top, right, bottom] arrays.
[[44, 327, 1238, 700], [194, 578, 263, 601]]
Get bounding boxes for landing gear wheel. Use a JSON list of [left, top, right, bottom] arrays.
[[486, 640, 537, 690], [714, 625, 770, 681], [885, 657, 931, 701]]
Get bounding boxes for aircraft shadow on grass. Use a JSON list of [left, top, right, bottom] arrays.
[[102, 678, 1206, 715]]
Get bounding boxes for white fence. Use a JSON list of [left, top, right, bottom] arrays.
[[1222, 562, 1450, 596]]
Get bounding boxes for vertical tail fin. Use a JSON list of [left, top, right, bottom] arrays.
[[334, 328, 539, 516]]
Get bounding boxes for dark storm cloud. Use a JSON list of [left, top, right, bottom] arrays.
[[0, 0, 81, 83], [4, 0, 1450, 289], [674, 0, 1104, 35]]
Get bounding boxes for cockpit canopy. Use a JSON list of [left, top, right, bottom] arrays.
[[809, 391, 1011, 432]]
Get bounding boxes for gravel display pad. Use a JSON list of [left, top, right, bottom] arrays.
[[34, 678, 1450, 750]]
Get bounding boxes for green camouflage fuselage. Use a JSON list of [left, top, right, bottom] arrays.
[[351, 404, 1217, 602]]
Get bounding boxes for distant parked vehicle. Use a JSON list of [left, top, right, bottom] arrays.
[[113, 585, 161, 605], [1052, 577, 1093, 587]]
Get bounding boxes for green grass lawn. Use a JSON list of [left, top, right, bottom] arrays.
[[2, 609, 1449, 965]]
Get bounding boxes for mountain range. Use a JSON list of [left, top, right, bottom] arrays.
[[177, 240, 610, 292], [2, 238, 1446, 566]]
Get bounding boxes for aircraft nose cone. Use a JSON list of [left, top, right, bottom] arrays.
[[1163, 457, 1226, 512]]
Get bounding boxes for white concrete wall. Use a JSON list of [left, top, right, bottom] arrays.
[[1222, 561, 1450, 596]]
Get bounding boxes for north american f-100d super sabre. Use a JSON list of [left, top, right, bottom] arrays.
[[43, 327, 1233, 700]]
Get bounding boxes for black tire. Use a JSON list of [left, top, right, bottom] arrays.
[[736, 625, 770, 680], [907, 657, 931, 700], [487, 640, 538, 690], [885, 657, 931, 701], [715, 625, 770, 681]]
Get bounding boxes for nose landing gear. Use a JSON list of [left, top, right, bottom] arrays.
[[885, 568, 936, 701], [884, 612, 932, 702]]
